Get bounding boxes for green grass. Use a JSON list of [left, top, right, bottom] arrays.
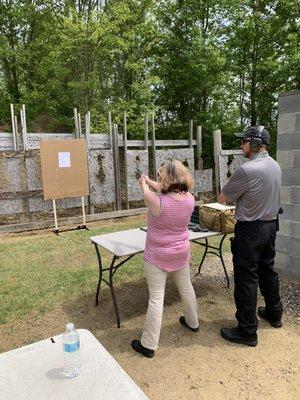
[[0, 217, 231, 325]]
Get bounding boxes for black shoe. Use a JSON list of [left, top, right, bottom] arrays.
[[131, 340, 154, 358], [179, 316, 199, 332], [220, 327, 257, 347], [258, 306, 282, 328]]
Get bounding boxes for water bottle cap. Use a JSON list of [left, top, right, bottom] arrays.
[[66, 323, 74, 332]]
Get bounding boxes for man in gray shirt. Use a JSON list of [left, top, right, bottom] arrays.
[[219, 126, 283, 347]]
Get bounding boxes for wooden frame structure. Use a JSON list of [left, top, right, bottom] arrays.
[[0, 105, 216, 233]]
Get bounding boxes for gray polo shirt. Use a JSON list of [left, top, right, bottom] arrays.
[[221, 152, 281, 221]]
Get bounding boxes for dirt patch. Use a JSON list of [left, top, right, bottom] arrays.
[[0, 254, 299, 400]]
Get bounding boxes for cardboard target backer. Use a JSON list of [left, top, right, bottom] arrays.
[[40, 140, 89, 200]]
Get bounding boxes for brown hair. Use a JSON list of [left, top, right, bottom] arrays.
[[157, 159, 194, 194]]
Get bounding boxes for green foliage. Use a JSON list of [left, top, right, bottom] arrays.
[[0, 0, 298, 154], [223, 0, 299, 156]]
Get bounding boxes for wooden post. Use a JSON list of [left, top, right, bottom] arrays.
[[81, 196, 86, 226], [16, 104, 31, 222], [10, 104, 17, 151], [85, 111, 91, 150], [151, 112, 157, 180], [189, 119, 193, 149], [123, 112, 129, 209], [196, 126, 203, 170], [144, 113, 148, 150], [20, 105, 28, 150], [52, 199, 58, 232], [14, 116, 18, 150], [78, 113, 82, 139], [85, 111, 94, 214], [213, 129, 222, 197], [108, 111, 113, 149], [74, 108, 79, 138], [113, 124, 121, 210], [20, 109, 24, 149], [18, 110, 23, 150]]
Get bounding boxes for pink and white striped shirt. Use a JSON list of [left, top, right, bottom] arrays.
[[144, 192, 195, 271]]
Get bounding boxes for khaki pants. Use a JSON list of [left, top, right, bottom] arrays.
[[141, 260, 199, 350]]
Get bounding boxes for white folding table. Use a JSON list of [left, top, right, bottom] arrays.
[[90, 228, 229, 328], [0, 329, 149, 400]]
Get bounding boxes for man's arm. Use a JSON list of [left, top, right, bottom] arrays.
[[218, 191, 230, 204], [219, 167, 249, 203]]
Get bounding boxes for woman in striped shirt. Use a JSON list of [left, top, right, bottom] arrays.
[[131, 159, 199, 358]]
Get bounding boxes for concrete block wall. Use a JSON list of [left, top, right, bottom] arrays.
[[276, 90, 300, 279]]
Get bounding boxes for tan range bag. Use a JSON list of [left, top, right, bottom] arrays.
[[199, 203, 236, 234]]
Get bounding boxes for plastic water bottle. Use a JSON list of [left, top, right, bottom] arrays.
[[62, 323, 81, 378]]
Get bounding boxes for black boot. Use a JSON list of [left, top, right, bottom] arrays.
[[179, 316, 199, 332], [258, 306, 282, 328], [220, 327, 257, 347], [131, 340, 154, 358]]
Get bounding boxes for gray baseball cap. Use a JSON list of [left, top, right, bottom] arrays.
[[234, 126, 270, 145]]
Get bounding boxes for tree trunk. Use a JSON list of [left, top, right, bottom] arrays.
[[250, 0, 258, 126]]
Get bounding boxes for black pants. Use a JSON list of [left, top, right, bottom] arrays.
[[232, 220, 283, 338]]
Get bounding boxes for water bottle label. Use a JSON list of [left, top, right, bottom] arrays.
[[64, 341, 80, 353]]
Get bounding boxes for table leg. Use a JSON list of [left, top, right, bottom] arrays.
[[94, 243, 104, 306], [193, 234, 230, 287], [219, 234, 230, 288], [93, 243, 136, 327], [109, 257, 121, 328], [196, 238, 208, 275]]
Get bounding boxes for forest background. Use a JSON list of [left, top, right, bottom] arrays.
[[0, 0, 299, 167]]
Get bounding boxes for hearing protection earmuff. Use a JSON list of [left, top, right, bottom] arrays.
[[250, 125, 264, 152]]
